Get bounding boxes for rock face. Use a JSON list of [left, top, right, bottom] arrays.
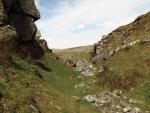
[[4, 0, 40, 20], [0, 0, 47, 59], [4, 0, 40, 41]]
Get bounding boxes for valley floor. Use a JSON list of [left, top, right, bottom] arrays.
[[0, 52, 149, 113]]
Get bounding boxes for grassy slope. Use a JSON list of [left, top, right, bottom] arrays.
[[0, 52, 100, 113], [53, 45, 93, 62], [95, 11, 150, 111], [99, 42, 150, 111]]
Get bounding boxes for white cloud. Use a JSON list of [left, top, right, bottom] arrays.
[[36, 0, 150, 48]]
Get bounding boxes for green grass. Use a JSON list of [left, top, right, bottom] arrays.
[[39, 53, 101, 112], [97, 42, 150, 111], [125, 81, 150, 111], [0, 52, 101, 113]]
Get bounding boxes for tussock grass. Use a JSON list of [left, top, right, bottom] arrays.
[[98, 66, 141, 90]]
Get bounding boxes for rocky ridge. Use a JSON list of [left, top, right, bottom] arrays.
[[92, 11, 150, 64], [92, 37, 150, 63]]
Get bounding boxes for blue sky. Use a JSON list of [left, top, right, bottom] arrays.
[[36, 0, 150, 49]]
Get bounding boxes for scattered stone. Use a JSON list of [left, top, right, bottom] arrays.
[[66, 59, 96, 77], [74, 83, 84, 88], [83, 90, 145, 113], [141, 38, 150, 44], [30, 98, 42, 113], [98, 66, 105, 73], [66, 59, 76, 67], [123, 106, 132, 113], [134, 107, 141, 113], [83, 95, 98, 103]]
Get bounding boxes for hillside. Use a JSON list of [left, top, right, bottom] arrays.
[[53, 45, 93, 62], [92, 11, 150, 61], [0, 53, 101, 113], [91, 11, 150, 112]]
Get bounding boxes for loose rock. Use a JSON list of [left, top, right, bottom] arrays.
[[83, 90, 145, 113]]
